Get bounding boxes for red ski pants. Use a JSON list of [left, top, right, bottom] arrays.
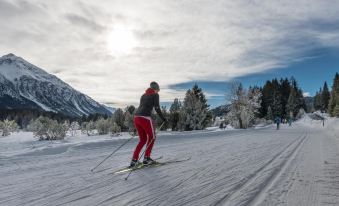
[[132, 116, 156, 160]]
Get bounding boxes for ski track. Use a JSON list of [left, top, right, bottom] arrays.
[[1, 119, 339, 206], [213, 130, 309, 206]]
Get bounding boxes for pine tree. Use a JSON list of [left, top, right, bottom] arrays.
[[260, 80, 273, 118], [322, 82, 330, 112], [313, 89, 323, 111], [333, 104, 339, 117], [124, 109, 135, 133], [113, 108, 125, 131], [271, 79, 283, 117], [329, 73, 339, 117], [191, 84, 212, 127], [279, 78, 291, 118], [179, 85, 210, 131], [169, 98, 181, 131], [155, 106, 169, 131], [267, 106, 273, 120], [286, 87, 298, 118]]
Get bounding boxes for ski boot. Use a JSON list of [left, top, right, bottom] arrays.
[[143, 157, 157, 166], [129, 159, 140, 168]]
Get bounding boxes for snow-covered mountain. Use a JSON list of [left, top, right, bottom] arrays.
[[0, 53, 112, 117]]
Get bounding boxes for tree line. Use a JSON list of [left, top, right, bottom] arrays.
[[1, 73, 339, 139]]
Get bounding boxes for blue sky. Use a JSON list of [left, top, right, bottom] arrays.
[[169, 47, 339, 108]]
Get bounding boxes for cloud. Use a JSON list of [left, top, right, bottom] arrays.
[[303, 92, 311, 97], [1, 0, 339, 107], [65, 13, 105, 31]]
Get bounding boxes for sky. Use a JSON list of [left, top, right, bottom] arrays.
[[0, 0, 339, 108]]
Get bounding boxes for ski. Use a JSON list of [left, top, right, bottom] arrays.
[[93, 156, 163, 174], [101, 156, 163, 175], [111, 156, 191, 175]]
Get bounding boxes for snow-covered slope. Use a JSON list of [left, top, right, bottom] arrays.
[[1, 118, 339, 205], [0, 53, 111, 117]]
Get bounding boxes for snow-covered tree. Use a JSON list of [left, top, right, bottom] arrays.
[[69, 121, 80, 136], [0, 119, 19, 136], [226, 82, 261, 129], [110, 121, 121, 136], [124, 108, 135, 133], [296, 108, 306, 119], [286, 87, 299, 117], [28, 116, 67, 140], [82, 121, 96, 136], [178, 86, 209, 131], [96, 118, 110, 135]]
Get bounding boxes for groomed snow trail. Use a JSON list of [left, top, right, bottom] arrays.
[[1, 118, 339, 206]]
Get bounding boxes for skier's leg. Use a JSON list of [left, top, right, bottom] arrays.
[[145, 119, 156, 158], [132, 117, 147, 160]]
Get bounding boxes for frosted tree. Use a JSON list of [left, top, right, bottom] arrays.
[[70, 121, 80, 136], [248, 87, 262, 118], [28, 116, 67, 140], [178, 87, 208, 131], [296, 108, 306, 119], [110, 121, 121, 136], [124, 108, 135, 134], [50, 120, 68, 140], [96, 118, 110, 135], [83, 121, 96, 136], [0, 119, 19, 136], [286, 87, 299, 118], [226, 82, 261, 129]]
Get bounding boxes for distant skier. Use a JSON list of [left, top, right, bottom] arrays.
[[130, 82, 167, 168], [275, 116, 281, 130]]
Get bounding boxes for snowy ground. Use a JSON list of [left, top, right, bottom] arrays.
[[1, 116, 339, 206]]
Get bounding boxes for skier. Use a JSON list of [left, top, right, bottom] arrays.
[[288, 118, 292, 126], [130, 82, 167, 168], [275, 116, 281, 130]]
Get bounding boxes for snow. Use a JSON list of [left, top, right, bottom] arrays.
[[0, 54, 111, 116], [0, 54, 62, 86], [1, 116, 339, 205], [0, 131, 134, 157]]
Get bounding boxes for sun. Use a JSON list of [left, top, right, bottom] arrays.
[[107, 25, 137, 56]]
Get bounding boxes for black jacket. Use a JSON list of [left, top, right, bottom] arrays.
[[135, 88, 166, 121]]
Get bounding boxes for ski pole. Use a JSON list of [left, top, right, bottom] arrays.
[[91, 134, 134, 172], [125, 122, 165, 180]]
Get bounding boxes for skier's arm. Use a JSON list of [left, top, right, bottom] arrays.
[[154, 94, 166, 122]]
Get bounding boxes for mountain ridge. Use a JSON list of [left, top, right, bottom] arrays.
[[0, 53, 112, 117]]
